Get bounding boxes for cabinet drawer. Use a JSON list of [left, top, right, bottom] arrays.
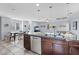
[[24, 36, 30, 39], [24, 35, 30, 37], [69, 41, 79, 47], [69, 47, 79, 55], [52, 40, 67, 45], [24, 37, 30, 39]]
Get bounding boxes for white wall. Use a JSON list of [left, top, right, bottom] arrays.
[[1, 16, 12, 40], [11, 19, 22, 32], [1, 16, 22, 40]]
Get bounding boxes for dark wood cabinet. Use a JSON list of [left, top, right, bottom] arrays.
[[41, 38, 53, 55], [69, 41, 79, 55], [24, 34, 31, 50], [52, 40, 69, 55], [41, 38, 69, 55]]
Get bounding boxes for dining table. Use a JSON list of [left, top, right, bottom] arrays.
[[10, 31, 24, 41]]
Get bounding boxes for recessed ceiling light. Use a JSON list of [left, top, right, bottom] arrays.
[[66, 3, 70, 5], [36, 4, 39, 7]]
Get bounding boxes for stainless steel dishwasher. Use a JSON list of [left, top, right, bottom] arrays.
[[31, 36, 41, 54]]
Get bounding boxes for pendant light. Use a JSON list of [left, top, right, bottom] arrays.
[[47, 4, 52, 25], [36, 3, 40, 20], [46, 4, 53, 22], [49, 4, 52, 20], [37, 9, 40, 20], [66, 3, 72, 18], [66, 3, 72, 31]]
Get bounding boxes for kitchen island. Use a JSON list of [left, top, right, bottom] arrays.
[[24, 33, 79, 55]]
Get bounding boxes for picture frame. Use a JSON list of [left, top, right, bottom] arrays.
[[4, 24, 9, 27], [73, 21, 77, 30]]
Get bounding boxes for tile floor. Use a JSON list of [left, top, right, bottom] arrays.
[[0, 39, 37, 55]]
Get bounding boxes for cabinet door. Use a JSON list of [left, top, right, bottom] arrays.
[[52, 40, 68, 55], [69, 41, 79, 55], [41, 38, 53, 55], [69, 47, 79, 55], [24, 34, 31, 50]]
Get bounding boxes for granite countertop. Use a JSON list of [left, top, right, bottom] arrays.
[[24, 33, 65, 40], [24, 32, 79, 42]]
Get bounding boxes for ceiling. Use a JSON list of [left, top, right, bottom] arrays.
[[0, 3, 79, 21]]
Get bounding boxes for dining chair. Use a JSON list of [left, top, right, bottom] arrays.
[[10, 33, 15, 41], [17, 33, 23, 40], [4, 32, 11, 42]]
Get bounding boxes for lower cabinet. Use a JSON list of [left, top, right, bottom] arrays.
[[52, 40, 69, 55], [69, 47, 79, 55], [41, 38, 69, 55], [69, 41, 79, 55], [41, 38, 53, 55], [24, 34, 31, 50], [41, 39, 79, 55]]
